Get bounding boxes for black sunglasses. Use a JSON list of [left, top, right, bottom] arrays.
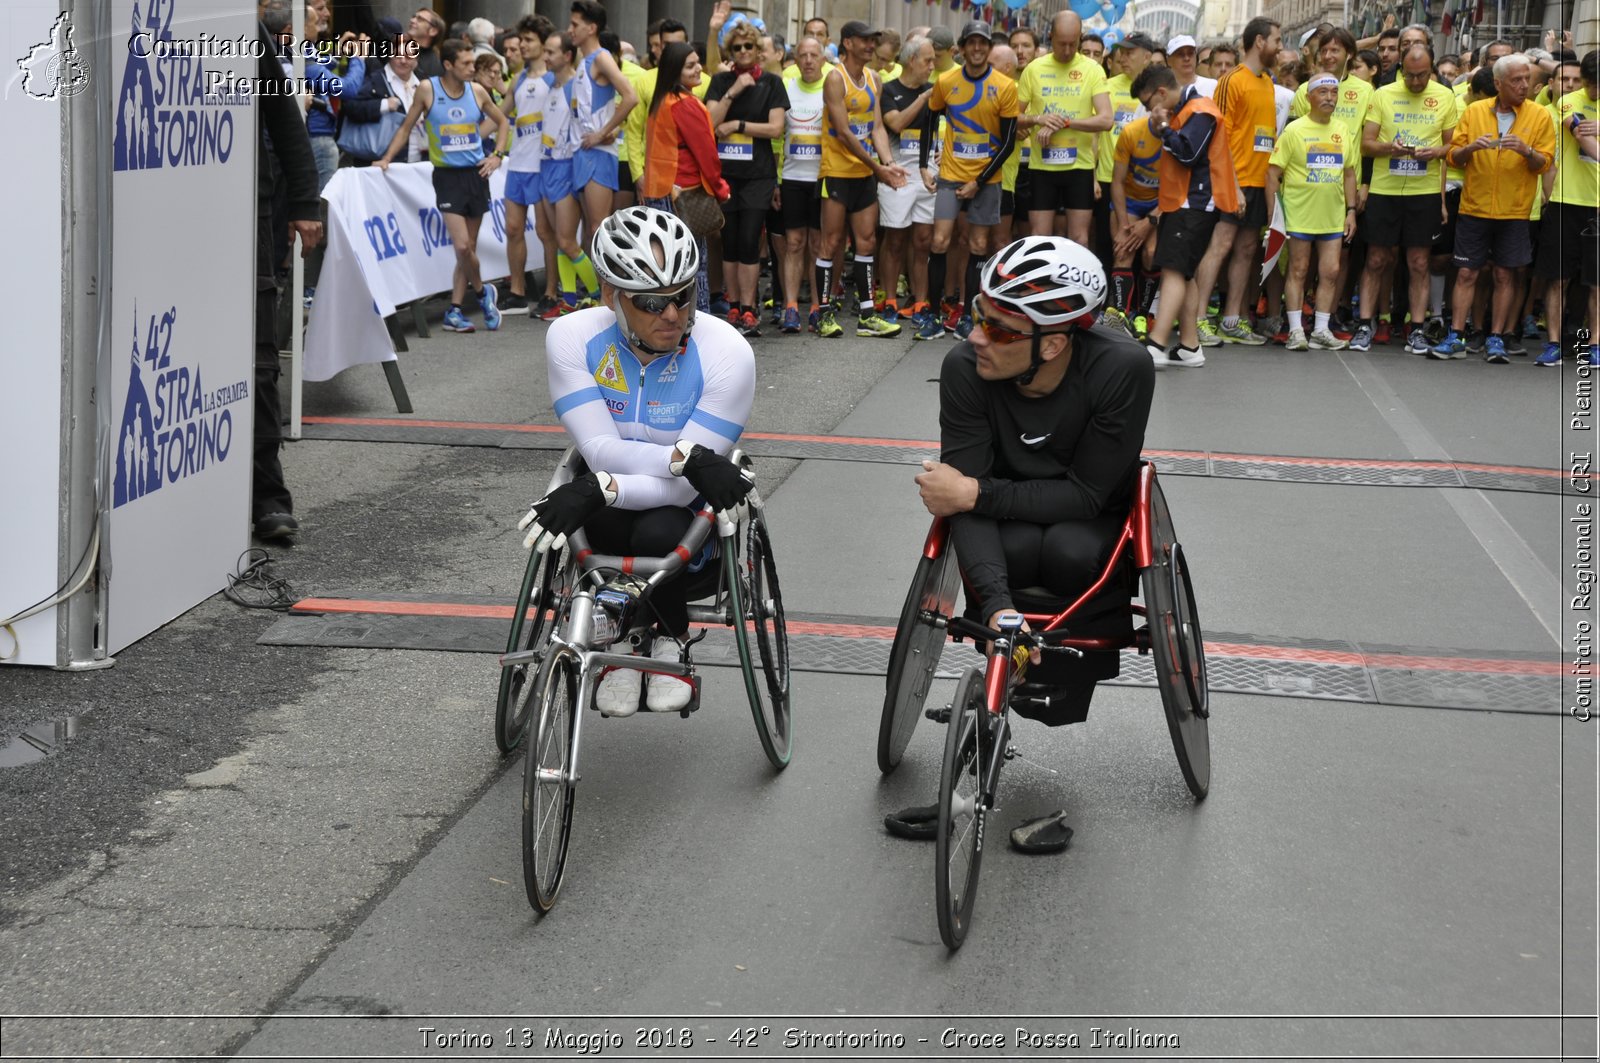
[[729, 41, 759, 53], [630, 285, 695, 314]]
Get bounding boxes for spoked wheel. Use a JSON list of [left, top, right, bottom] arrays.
[[495, 546, 569, 755], [731, 510, 792, 769], [522, 650, 579, 913], [935, 667, 994, 951], [1141, 474, 1211, 800], [878, 548, 961, 773]]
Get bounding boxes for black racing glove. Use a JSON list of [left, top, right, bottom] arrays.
[[670, 441, 754, 511], [518, 471, 617, 552]]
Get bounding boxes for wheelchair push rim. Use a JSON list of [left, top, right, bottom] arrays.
[[1140, 475, 1211, 800], [496, 545, 570, 755], [522, 649, 579, 912], [935, 667, 992, 951], [731, 510, 792, 769], [878, 547, 961, 774]]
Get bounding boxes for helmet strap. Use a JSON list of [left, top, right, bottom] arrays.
[[610, 293, 695, 359], [1015, 328, 1046, 386]]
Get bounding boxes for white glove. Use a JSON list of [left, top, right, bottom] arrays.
[[517, 471, 618, 553]]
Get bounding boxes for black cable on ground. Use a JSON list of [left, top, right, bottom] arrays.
[[223, 549, 298, 611]]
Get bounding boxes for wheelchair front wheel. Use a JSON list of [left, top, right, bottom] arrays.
[[731, 510, 792, 770], [935, 667, 992, 951], [496, 546, 569, 755], [1141, 475, 1211, 800], [522, 650, 579, 913], [878, 549, 960, 774]]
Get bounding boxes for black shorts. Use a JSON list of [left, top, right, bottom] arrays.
[[766, 204, 785, 237], [432, 166, 490, 218], [723, 176, 776, 214], [1028, 167, 1096, 213], [1453, 214, 1533, 270], [780, 179, 822, 232], [1432, 186, 1462, 255], [1535, 201, 1600, 286], [1153, 208, 1219, 277], [1219, 185, 1268, 228], [821, 174, 878, 214], [1363, 192, 1442, 248], [1000, 189, 1015, 218], [616, 156, 632, 192], [1013, 163, 1033, 216]]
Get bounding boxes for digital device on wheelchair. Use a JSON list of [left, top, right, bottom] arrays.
[[878, 461, 1209, 949], [496, 447, 792, 914]]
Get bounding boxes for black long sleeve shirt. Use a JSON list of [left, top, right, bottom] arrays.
[[939, 327, 1155, 615]]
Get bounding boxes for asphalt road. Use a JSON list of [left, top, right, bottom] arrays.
[[1, 300, 1595, 1062]]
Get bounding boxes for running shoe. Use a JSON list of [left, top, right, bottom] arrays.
[[595, 661, 642, 717], [1130, 314, 1149, 341], [645, 641, 692, 712], [857, 312, 902, 338], [1218, 319, 1265, 345], [770, 301, 784, 326], [726, 307, 742, 328], [497, 290, 530, 315], [954, 315, 974, 340], [442, 305, 475, 332], [914, 312, 946, 341], [480, 282, 501, 331], [1521, 314, 1542, 339], [808, 308, 821, 333], [1168, 345, 1206, 368], [943, 302, 963, 335], [539, 301, 575, 321], [1373, 320, 1391, 345], [781, 306, 802, 334], [1422, 316, 1447, 343], [1146, 342, 1171, 369], [1253, 315, 1282, 343], [1309, 327, 1347, 350], [1502, 333, 1527, 356], [1284, 327, 1310, 351], [1534, 341, 1562, 366], [897, 275, 911, 303], [1101, 307, 1129, 333], [1465, 329, 1487, 354], [817, 308, 844, 338], [1349, 324, 1373, 352], [738, 309, 762, 337], [1428, 331, 1467, 359], [575, 296, 600, 310], [710, 293, 731, 316], [1406, 329, 1430, 355], [1196, 318, 1223, 347], [1484, 334, 1509, 363], [302, 287, 315, 309], [535, 295, 559, 315]]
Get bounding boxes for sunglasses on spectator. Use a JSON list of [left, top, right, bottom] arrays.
[[631, 285, 695, 314], [728, 41, 759, 53]]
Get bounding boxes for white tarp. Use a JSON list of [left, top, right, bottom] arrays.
[[106, 0, 256, 653], [305, 162, 542, 382]]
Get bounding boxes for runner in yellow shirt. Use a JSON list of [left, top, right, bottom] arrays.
[[1533, 52, 1599, 366], [1267, 73, 1358, 350], [1016, 11, 1112, 244]]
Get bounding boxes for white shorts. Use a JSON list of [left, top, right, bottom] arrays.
[[878, 178, 935, 229]]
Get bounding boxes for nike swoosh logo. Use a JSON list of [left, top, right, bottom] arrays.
[[1020, 433, 1051, 446]]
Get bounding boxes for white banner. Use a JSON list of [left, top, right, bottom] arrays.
[[305, 162, 542, 382], [106, 0, 256, 653], [0, 1, 73, 665]]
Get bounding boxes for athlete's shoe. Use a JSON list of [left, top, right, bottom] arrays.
[[900, 300, 929, 322], [710, 293, 732, 316], [726, 307, 742, 328], [1349, 324, 1373, 352], [539, 301, 574, 321], [807, 308, 821, 333], [1217, 319, 1264, 345], [1101, 307, 1129, 333], [880, 299, 900, 320], [1130, 314, 1149, 341], [943, 303, 963, 335], [1196, 318, 1223, 346], [738, 309, 762, 337], [770, 302, 783, 327], [1284, 327, 1310, 351], [1428, 331, 1467, 359], [1253, 315, 1282, 343], [479, 282, 501, 331], [1521, 314, 1543, 339], [1423, 315, 1447, 344], [645, 641, 693, 712], [442, 306, 475, 332], [1465, 329, 1487, 355], [817, 308, 844, 338], [954, 315, 974, 340], [1484, 334, 1510, 363], [497, 290, 529, 315], [781, 306, 802, 334], [1145, 342, 1170, 369], [857, 312, 902, 338], [1406, 328, 1430, 355], [1373, 320, 1391, 346], [575, 296, 601, 311], [534, 295, 559, 315], [1502, 333, 1528, 356], [1534, 342, 1563, 366], [1168, 345, 1206, 368], [1309, 327, 1346, 350], [595, 662, 642, 718], [914, 312, 946, 341]]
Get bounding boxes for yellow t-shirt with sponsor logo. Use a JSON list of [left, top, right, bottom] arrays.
[[1551, 88, 1599, 208], [1017, 51, 1105, 172], [1290, 75, 1373, 142], [1268, 115, 1356, 234], [1365, 79, 1459, 196]]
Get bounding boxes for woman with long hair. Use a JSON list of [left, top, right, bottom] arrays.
[[642, 41, 730, 311]]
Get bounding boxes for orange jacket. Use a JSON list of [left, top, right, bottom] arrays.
[[1447, 97, 1555, 219], [1157, 94, 1242, 215], [642, 91, 730, 201]]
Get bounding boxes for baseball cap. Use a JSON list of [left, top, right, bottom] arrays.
[[1299, 26, 1320, 48], [376, 15, 404, 40], [1119, 31, 1159, 52], [927, 24, 955, 50], [1167, 34, 1197, 53], [839, 21, 880, 41], [960, 20, 993, 43]]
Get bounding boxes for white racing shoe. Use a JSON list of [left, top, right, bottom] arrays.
[[595, 661, 643, 718], [645, 640, 693, 712]]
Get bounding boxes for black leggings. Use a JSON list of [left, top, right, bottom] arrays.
[[583, 506, 718, 636], [722, 206, 768, 266], [993, 513, 1125, 606]]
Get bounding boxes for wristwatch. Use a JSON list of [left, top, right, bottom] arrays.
[[494, 148, 509, 158], [738, 119, 746, 134]]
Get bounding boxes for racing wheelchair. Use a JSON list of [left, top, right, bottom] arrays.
[[494, 447, 791, 913], [878, 461, 1208, 949]]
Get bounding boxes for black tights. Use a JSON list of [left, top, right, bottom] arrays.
[[584, 506, 718, 636], [721, 206, 768, 266]]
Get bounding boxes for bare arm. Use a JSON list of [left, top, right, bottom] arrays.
[[377, 80, 431, 167], [591, 50, 637, 140], [823, 69, 877, 168], [1072, 89, 1113, 134]]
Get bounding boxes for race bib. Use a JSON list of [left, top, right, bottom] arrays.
[[1132, 169, 1159, 189], [1389, 156, 1426, 176], [718, 133, 754, 161], [952, 132, 989, 159], [788, 134, 821, 158], [1113, 107, 1138, 133], [1253, 127, 1274, 152], [1042, 146, 1077, 165], [1308, 150, 1342, 182], [898, 128, 921, 160], [849, 120, 872, 140], [438, 123, 478, 151], [515, 113, 541, 139]]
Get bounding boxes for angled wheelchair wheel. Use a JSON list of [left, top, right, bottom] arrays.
[[935, 667, 991, 951], [1140, 475, 1211, 800], [731, 509, 792, 770], [878, 547, 961, 774], [496, 546, 570, 755], [522, 650, 579, 913]]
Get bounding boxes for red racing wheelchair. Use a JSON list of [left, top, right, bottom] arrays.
[[878, 461, 1210, 949]]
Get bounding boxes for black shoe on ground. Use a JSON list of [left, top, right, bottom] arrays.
[[254, 512, 299, 541], [497, 290, 530, 315]]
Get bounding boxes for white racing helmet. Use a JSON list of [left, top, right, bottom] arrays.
[[980, 236, 1107, 329], [591, 207, 700, 292]]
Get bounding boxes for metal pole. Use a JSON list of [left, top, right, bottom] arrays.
[[290, 2, 306, 441], [1496, 0, 1502, 43]]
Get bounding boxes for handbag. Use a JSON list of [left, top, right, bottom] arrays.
[[673, 184, 726, 238], [337, 109, 404, 161]]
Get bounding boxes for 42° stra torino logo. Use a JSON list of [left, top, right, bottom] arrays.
[[13, 12, 91, 101]]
